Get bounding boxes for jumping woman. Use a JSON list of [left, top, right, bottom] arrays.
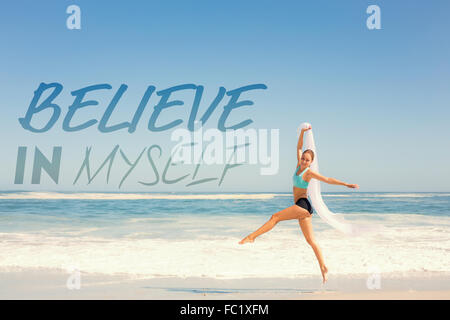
[[238, 125, 359, 283]]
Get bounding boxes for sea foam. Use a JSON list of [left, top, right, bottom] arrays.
[[1, 214, 448, 280]]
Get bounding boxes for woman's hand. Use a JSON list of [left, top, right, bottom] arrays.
[[346, 183, 359, 189], [301, 125, 312, 132]]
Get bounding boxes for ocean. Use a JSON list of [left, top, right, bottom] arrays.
[[0, 191, 449, 280]]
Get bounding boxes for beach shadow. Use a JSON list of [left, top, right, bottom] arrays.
[[142, 286, 335, 295]]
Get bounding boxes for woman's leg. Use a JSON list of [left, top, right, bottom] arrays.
[[239, 205, 311, 244], [298, 216, 328, 283]]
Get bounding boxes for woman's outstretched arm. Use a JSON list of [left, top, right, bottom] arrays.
[[297, 125, 312, 161], [308, 170, 359, 189]]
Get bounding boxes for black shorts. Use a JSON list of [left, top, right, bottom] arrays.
[[295, 198, 313, 215]]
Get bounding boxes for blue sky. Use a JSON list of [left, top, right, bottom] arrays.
[[0, 0, 449, 192]]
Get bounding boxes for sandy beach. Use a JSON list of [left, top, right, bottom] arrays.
[[1, 268, 449, 300], [1, 192, 449, 301]]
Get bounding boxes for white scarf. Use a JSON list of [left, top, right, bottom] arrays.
[[299, 122, 385, 236]]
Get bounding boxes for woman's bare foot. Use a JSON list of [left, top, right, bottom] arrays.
[[238, 235, 254, 244], [321, 265, 328, 284]]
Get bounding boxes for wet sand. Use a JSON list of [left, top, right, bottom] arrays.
[[1, 268, 449, 300]]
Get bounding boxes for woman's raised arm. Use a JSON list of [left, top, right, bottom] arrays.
[[297, 125, 312, 161]]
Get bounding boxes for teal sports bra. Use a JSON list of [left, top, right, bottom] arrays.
[[293, 165, 310, 189]]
